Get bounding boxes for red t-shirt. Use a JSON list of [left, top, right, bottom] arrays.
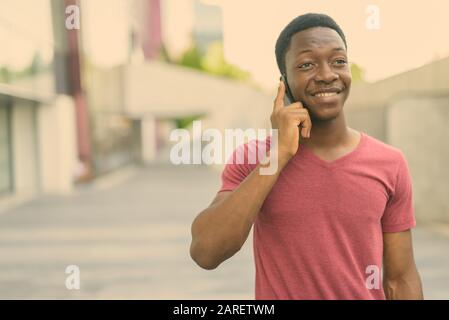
[[218, 131, 416, 300]]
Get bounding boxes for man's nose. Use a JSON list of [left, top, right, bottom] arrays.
[[314, 63, 339, 83]]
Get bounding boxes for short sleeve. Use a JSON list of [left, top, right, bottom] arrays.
[[381, 152, 416, 232], [218, 139, 268, 193]]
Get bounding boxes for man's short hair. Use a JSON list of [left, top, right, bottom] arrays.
[[275, 13, 347, 75]]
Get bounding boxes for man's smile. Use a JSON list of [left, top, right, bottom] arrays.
[[308, 88, 345, 103], [309, 86, 343, 96]]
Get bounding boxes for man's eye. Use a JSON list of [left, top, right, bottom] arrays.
[[334, 59, 347, 65], [298, 62, 313, 69]]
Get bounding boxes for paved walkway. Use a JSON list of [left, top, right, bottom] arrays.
[[0, 165, 448, 299]]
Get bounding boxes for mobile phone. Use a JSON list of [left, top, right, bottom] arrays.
[[280, 75, 310, 139], [280, 74, 296, 105]]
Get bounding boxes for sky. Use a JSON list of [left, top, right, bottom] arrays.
[[0, 0, 53, 70], [161, 0, 449, 90], [81, 0, 131, 67], [215, 0, 449, 89]]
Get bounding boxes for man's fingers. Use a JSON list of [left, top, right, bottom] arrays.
[[273, 81, 285, 110], [285, 110, 312, 138], [284, 101, 304, 109], [300, 114, 312, 138]]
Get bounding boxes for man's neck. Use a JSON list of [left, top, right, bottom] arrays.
[[300, 112, 352, 150]]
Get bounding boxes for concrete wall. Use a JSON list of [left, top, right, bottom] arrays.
[[11, 101, 39, 195], [37, 95, 77, 194], [122, 61, 271, 129], [346, 57, 449, 110], [346, 106, 387, 141], [387, 95, 449, 223], [85, 66, 124, 113]]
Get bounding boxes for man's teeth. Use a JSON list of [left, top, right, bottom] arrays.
[[315, 92, 338, 97]]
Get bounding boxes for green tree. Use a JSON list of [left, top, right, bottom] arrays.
[[174, 114, 202, 129], [176, 41, 250, 81], [350, 63, 365, 83], [201, 42, 250, 80], [178, 44, 203, 70]]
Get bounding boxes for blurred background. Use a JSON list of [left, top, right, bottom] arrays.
[[0, 0, 448, 299]]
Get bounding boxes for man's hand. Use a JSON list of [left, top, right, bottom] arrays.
[[270, 81, 312, 161]]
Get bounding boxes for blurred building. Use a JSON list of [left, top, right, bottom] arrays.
[[161, 0, 223, 60], [80, 0, 164, 175], [192, 0, 223, 54], [80, 0, 259, 174], [87, 61, 271, 165], [0, 0, 77, 204]]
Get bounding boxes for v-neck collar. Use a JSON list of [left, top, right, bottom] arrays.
[[298, 131, 366, 169]]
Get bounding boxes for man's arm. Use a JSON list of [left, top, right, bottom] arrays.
[[190, 154, 288, 270], [190, 81, 312, 270], [382, 230, 424, 299]]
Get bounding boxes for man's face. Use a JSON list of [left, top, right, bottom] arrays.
[[284, 27, 351, 122]]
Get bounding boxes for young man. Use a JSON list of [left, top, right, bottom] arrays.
[[190, 13, 423, 300]]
